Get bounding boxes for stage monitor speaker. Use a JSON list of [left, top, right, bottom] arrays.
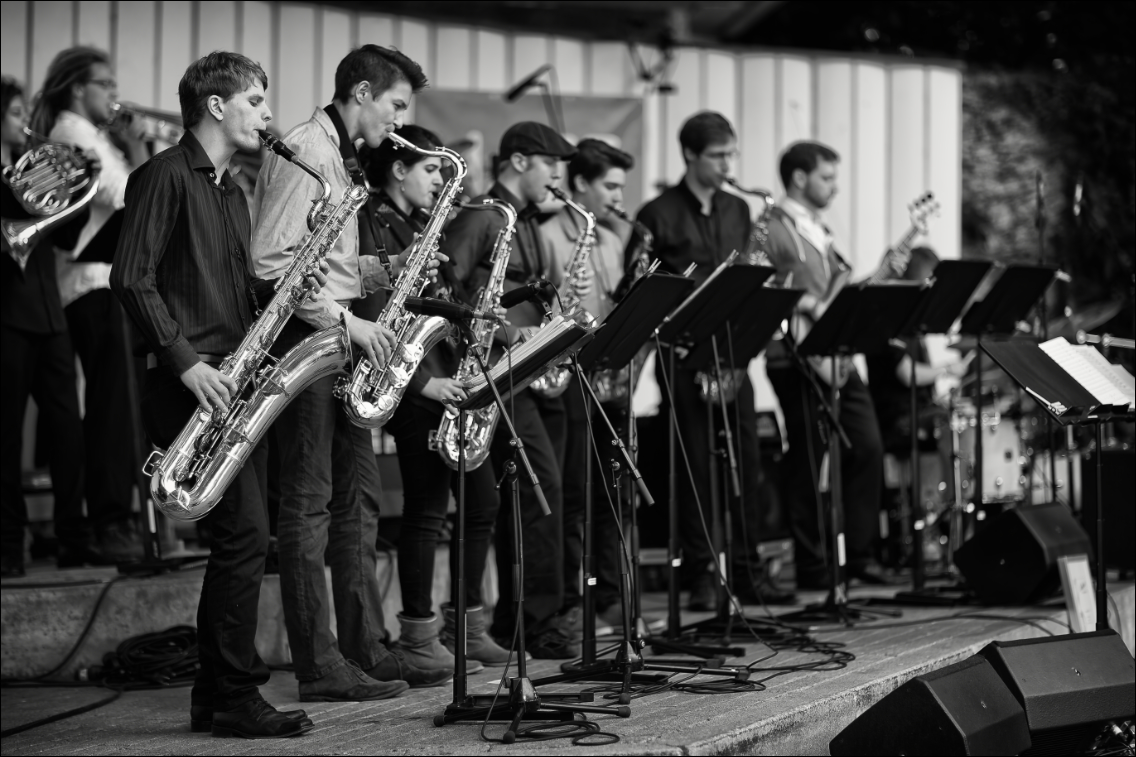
[[979, 629, 1136, 756], [829, 655, 1031, 756], [953, 502, 1091, 605]]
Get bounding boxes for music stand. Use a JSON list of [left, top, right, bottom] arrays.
[[780, 283, 924, 625], [981, 339, 1132, 630], [891, 260, 992, 594], [678, 287, 804, 642]]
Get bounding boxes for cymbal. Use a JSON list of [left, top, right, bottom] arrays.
[[1047, 300, 1123, 341]]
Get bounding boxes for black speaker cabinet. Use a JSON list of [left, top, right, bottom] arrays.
[[954, 502, 1092, 605], [830, 655, 1031, 756], [1081, 449, 1135, 571], [979, 630, 1136, 756]]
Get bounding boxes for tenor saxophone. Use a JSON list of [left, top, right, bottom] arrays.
[[435, 199, 516, 471], [146, 131, 366, 521], [529, 185, 597, 399], [338, 135, 466, 428]]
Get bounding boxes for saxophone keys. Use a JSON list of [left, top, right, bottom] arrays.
[[388, 365, 410, 387]]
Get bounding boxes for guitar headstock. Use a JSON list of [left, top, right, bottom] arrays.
[[909, 191, 940, 236]]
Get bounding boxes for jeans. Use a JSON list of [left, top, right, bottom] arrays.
[[271, 318, 390, 682], [766, 366, 883, 578], [489, 388, 565, 638], [561, 375, 624, 612], [141, 366, 269, 709], [386, 399, 500, 618], [1, 325, 85, 557]]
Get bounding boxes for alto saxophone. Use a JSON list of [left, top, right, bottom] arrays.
[[146, 130, 366, 521], [590, 205, 655, 404], [338, 135, 466, 428], [434, 199, 516, 471], [695, 179, 777, 406], [529, 185, 597, 399]]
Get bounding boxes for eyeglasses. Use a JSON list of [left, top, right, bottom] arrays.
[[87, 79, 117, 90], [702, 148, 740, 162]]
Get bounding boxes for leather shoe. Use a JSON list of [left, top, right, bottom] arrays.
[[1, 554, 25, 579], [734, 579, 798, 606], [57, 541, 112, 568], [299, 659, 409, 702], [848, 563, 895, 586], [211, 699, 314, 739], [365, 648, 452, 689], [191, 705, 308, 733]]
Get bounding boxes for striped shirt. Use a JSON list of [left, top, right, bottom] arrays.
[[111, 130, 259, 376]]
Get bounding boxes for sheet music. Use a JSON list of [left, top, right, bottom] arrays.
[[1070, 343, 1136, 410], [1039, 337, 1133, 409], [464, 315, 576, 391]]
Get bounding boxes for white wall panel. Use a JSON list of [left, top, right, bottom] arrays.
[[198, 0, 236, 57], [552, 37, 585, 96], [77, 0, 112, 51], [158, 1, 192, 113], [277, 3, 316, 132], [358, 13, 396, 48], [816, 60, 854, 252], [400, 18, 430, 122], [927, 67, 962, 258], [512, 34, 548, 87], [852, 61, 888, 274], [115, 1, 156, 109], [705, 51, 737, 130], [739, 55, 777, 193], [589, 41, 628, 97], [241, 1, 274, 111], [30, 1, 72, 90], [641, 88, 662, 196], [2, 0, 29, 86], [777, 55, 813, 148], [319, 7, 352, 105], [435, 25, 472, 91], [662, 48, 702, 184], [473, 29, 506, 92], [889, 66, 926, 246]]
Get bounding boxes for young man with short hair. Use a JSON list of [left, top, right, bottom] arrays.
[[251, 44, 450, 702], [112, 51, 316, 739]]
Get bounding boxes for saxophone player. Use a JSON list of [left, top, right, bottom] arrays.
[[361, 125, 508, 674], [111, 52, 321, 739], [540, 138, 634, 631], [442, 121, 583, 659], [250, 45, 451, 702]]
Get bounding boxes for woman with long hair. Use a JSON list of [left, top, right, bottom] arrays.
[[362, 124, 508, 674]]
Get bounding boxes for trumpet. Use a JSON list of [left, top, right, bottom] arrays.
[[108, 102, 184, 143], [2, 140, 99, 271]]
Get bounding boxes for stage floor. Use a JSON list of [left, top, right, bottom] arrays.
[[6, 582, 1125, 756]]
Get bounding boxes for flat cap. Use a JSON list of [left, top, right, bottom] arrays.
[[499, 121, 576, 160]]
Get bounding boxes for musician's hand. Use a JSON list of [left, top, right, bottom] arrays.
[[570, 267, 594, 300], [494, 305, 509, 324], [424, 250, 448, 282], [392, 235, 420, 279], [181, 362, 237, 416], [303, 259, 329, 294], [422, 377, 469, 405], [348, 318, 397, 368]]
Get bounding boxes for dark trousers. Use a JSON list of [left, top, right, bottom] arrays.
[[386, 399, 500, 618], [489, 388, 565, 638], [655, 352, 763, 582], [766, 366, 883, 579], [64, 290, 135, 531], [562, 376, 623, 612], [270, 318, 389, 682], [141, 366, 270, 710], [1, 325, 86, 557]]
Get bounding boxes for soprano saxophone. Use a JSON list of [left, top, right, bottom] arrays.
[[146, 130, 366, 521], [434, 199, 516, 470], [338, 135, 466, 428], [528, 185, 597, 399]]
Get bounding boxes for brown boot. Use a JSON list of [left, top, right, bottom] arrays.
[[441, 603, 513, 667]]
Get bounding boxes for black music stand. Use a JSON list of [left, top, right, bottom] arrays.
[[779, 283, 924, 625], [981, 339, 1132, 630], [892, 260, 992, 593], [437, 323, 623, 740], [678, 287, 804, 642]]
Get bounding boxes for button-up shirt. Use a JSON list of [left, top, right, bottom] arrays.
[[635, 179, 751, 285], [111, 130, 260, 376], [50, 109, 134, 307], [251, 108, 377, 329], [765, 196, 849, 302], [541, 206, 624, 322], [443, 183, 562, 342]]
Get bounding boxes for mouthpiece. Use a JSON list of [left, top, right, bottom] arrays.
[[258, 130, 297, 162]]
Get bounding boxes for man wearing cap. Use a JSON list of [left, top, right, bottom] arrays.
[[443, 121, 585, 658]]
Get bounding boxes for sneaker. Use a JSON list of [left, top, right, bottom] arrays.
[[527, 628, 580, 660], [297, 659, 409, 702]]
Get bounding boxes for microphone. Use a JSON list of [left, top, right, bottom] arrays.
[[404, 296, 496, 322], [499, 280, 551, 309], [258, 130, 297, 162], [504, 64, 552, 103]]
